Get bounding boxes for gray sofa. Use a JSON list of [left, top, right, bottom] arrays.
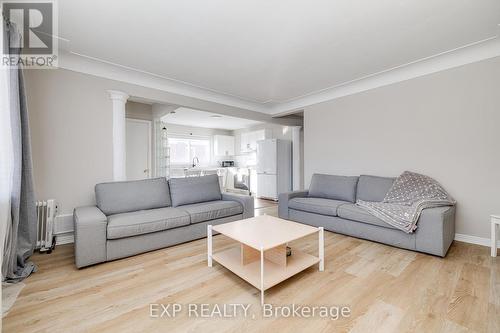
[[279, 174, 455, 257], [73, 175, 254, 268]]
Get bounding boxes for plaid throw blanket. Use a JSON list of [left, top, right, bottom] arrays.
[[356, 171, 455, 233]]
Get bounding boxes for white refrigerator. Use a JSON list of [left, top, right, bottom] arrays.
[[256, 139, 292, 200]]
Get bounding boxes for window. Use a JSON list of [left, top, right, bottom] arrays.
[[168, 136, 211, 166]]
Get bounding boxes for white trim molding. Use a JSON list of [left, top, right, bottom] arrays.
[[59, 51, 268, 113], [270, 36, 500, 114], [51, 228, 500, 250], [59, 36, 500, 116], [108, 90, 129, 102], [454, 233, 500, 248]]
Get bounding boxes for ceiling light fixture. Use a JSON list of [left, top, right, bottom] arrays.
[[210, 115, 222, 118]]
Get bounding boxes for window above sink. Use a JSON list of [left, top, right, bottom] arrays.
[[168, 135, 211, 167]]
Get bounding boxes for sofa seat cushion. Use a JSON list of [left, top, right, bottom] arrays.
[[178, 200, 243, 224], [107, 207, 190, 239], [288, 197, 347, 217], [337, 204, 397, 230]]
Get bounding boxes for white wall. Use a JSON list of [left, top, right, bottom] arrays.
[[304, 56, 500, 239], [25, 70, 113, 218]]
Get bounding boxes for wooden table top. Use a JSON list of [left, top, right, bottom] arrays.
[[212, 215, 319, 251]]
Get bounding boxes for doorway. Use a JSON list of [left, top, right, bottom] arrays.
[[126, 118, 152, 180]]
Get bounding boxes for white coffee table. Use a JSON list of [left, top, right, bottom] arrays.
[[207, 215, 324, 305]]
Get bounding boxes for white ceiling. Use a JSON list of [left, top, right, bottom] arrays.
[[58, 1, 500, 112], [160, 107, 262, 130]]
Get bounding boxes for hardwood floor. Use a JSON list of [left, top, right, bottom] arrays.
[[3, 205, 500, 332], [254, 198, 279, 217], [254, 198, 278, 209]]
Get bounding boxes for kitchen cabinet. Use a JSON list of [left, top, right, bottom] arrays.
[[240, 129, 265, 153], [213, 135, 234, 156]]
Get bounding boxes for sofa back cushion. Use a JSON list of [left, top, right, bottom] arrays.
[[95, 177, 171, 215], [308, 174, 359, 203], [169, 174, 222, 207], [356, 175, 395, 202]]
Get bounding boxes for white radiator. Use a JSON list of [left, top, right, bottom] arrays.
[[36, 200, 56, 252]]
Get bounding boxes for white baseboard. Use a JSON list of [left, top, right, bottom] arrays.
[[454, 233, 499, 247], [51, 228, 498, 249]]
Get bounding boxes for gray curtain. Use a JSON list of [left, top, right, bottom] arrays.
[[2, 19, 37, 282]]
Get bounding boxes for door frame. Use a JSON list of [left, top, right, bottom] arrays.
[[126, 118, 152, 178]]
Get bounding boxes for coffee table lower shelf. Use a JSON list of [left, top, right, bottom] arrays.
[[212, 246, 319, 291]]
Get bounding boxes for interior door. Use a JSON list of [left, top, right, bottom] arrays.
[[126, 119, 151, 180]]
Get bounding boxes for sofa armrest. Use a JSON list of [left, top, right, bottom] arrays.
[[415, 205, 456, 257], [222, 193, 254, 219], [73, 206, 108, 268], [278, 190, 309, 219]]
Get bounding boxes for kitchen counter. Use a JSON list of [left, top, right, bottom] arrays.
[[169, 167, 256, 195], [170, 167, 225, 177]]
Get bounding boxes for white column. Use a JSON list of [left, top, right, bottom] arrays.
[[108, 90, 129, 181], [291, 126, 302, 190]]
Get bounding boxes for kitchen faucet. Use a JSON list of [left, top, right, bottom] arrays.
[[192, 156, 199, 168]]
